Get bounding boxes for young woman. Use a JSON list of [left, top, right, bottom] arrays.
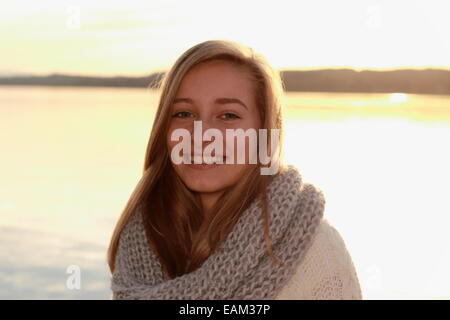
[[108, 39, 362, 300]]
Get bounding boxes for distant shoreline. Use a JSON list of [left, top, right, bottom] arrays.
[[0, 69, 449, 95]]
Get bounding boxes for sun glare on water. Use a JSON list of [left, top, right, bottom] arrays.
[[388, 93, 409, 103]]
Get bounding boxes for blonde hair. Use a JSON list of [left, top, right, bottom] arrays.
[[107, 39, 286, 278]]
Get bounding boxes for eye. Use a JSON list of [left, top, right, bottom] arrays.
[[172, 111, 194, 118], [220, 112, 240, 120]]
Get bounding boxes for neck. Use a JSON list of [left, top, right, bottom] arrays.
[[200, 191, 224, 218]]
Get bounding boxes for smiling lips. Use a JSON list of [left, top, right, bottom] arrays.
[[188, 154, 227, 166]]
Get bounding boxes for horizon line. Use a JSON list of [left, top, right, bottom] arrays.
[[2, 65, 450, 79]]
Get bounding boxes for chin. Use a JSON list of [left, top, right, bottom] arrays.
[[185, 181, 224, 193], [173, 164, 235, 193], [181, 165, 228, 193]]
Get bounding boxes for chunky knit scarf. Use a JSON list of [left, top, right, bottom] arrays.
[[110, 165, 325, 300]]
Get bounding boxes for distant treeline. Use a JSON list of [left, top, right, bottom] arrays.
[[281, 69, 450, 94], [0, 69, 449, 94], [0, 72, 166, 89]]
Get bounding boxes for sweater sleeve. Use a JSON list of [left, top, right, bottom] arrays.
[[110, 245, 138, 300], [110, 211, 161, 300], [275, 219, 363, 300]]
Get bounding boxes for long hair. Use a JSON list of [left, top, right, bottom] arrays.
[[107, 39, 285, 278]]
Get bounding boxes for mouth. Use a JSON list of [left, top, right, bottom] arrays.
[[184, 154, 227, 170]]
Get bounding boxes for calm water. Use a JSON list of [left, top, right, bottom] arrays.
[[1, 86, 449, 299]]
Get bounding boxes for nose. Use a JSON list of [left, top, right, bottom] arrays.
[[189, 118, 218, 151]]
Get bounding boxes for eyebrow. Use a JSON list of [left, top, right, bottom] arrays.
[[173, 97, 248, 110]]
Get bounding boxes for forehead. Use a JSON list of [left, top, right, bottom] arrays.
[[176, 60, 255, 98]]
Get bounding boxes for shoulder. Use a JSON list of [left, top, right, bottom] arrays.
[[275, 218, 363, 300]]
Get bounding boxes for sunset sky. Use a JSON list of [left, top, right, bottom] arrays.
[[1, 0, 449, 76]]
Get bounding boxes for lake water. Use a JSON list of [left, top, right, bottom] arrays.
[[1, 86, 449, 299]]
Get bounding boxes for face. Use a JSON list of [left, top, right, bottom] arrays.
[[166, 60, 261, 195]]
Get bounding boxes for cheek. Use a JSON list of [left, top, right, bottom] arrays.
[[166, 125, 183, 153], [167, 121, 195, 151], [166, 135, 175, 152], [221, 120, 260, 163]]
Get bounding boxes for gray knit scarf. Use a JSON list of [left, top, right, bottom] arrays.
[[110, 165, 325, 300]]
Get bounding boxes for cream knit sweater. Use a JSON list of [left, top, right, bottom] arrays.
[[109, 217, 362, 300], [275, 218, 363, 300], [110, 166, 362, 300]]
